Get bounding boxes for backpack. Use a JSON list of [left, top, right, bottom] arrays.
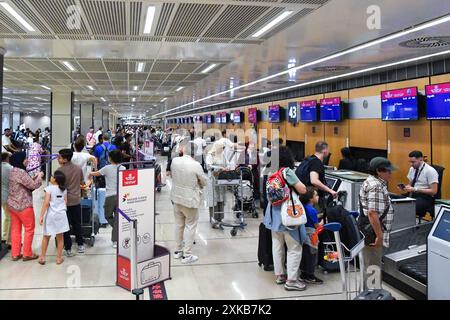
[[295, 156, 316, 186], [98, 144, 113, 169], [266, 167, 290, 206]]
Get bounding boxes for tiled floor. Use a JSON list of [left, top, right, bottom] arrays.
[[0, 158, 410, 300]]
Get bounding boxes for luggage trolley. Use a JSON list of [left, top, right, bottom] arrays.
[[322, 219, 366, 300], [211, 170, 246, 237]]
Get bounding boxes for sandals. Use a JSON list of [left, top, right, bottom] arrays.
[[38, 257, 46, 265], [23, 254, 39, 262], [56, 257, 64, 265], [11, 255, 23, 261]]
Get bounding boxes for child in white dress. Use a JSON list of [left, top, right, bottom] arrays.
[[38, 170, 70, 265]]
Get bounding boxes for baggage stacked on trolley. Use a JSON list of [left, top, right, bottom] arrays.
[[233, 166, 258, 218], [70, 186, 99, 247]]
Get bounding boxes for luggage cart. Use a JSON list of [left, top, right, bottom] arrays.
[[79, 186, 99, 247], [322, 219, 366, 300], [211, 171, 246, 237]]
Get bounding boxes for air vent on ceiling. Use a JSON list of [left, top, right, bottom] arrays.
[[399, 37, 450, 48], [312, 66, 351, 72]]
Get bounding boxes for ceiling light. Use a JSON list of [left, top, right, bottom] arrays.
[[61, 61, 76, 71], [101, 97, 106, 102], [34, 97, 48, 101], [3, 96, 19, 101], [87, 86, 95, 90], [133, 86, 138, 91], [176, 87, 184, 92], [201, 64, 217, 74], [136, 62, 145, 72], [132, 97, 136, 102], [40, 85, 51, 90], [161, 98, 167, 103], [143, 6, 156, 34], [154, 49, 450, 118], [3, 67, 8, 71], [0, 2, 35, 32], [252, 11, 293, 38]]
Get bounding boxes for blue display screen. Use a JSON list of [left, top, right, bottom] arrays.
[[432, 211, 450, 242], [269, 105, 280, 123], [320, 98, 342, 122], [381, 87, 418, 121], [426, 83, 450, 120], [300, 100, 317, 122]]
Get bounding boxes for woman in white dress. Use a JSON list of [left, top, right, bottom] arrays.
[[38, 170, 70, 265], [205, 141, 230, 228]]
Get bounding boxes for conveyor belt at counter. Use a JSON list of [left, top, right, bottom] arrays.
[[399, 256, 427, 285], [385, 223, 433, 255]]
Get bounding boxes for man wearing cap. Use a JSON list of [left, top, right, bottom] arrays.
[[358, 157, 395, 289]]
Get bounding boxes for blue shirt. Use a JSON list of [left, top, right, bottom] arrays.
[[93, 142, 117, 160], [304, 204, 319, 228], [263, 203, 307, 244]]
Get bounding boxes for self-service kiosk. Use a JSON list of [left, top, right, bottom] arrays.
[[428, 206, 450, 300]]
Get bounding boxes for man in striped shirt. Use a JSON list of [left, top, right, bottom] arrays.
[[359, 157, 395, 289]]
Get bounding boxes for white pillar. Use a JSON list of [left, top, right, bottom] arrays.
[[51, 91, 73, 171]]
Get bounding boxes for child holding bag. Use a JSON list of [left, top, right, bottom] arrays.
[[38, 171, 70, 265]]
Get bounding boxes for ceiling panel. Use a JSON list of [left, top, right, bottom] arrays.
[[0, 10, 26, 33], [77, 59, 106, 72], [109, 73, 129, 80], [154, 2, 175, 36], [80, 0, 126, 36]]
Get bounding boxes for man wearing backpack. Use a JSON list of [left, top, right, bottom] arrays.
[[93, 133, 117, 169], [295, 141, 337, 210]]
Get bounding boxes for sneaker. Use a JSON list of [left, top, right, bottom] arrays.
[[77, 245, 85, 254], [181, 255, 198, 264], [303, 275, 323, 285], [112, 242, 118, 249], [276, 275, 287, 285], [173, 251, 183, 259], [64, 250, 74, 257], [284, 281, 307, 291]]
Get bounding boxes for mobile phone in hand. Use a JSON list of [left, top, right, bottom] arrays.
[[398, 183, 406, 190]]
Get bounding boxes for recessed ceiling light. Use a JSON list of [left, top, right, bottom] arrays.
[[136, 62, 145, 72], [0, 2, 35, 32], [3, 67, 8, 71], [252, 11, 293, 38], [176, 86, 184, 92], [132, 97, 136, 102], [161, 98, 167, 102], [40, 85, 51, 90], [61, 61, 76, 71], [133, 86, 138, 91], [143, 6, 156, 34], [87, 86, 95, 90], [34, 97, 48, 101], [101, 97, 106, 102], [3, 96, 19, 101], [201, 64, 217, 74]]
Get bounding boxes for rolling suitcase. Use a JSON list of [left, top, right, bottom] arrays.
[[354, 289, 395, 300], [80, 197, 99, 246], [257, 223, 274, 271]]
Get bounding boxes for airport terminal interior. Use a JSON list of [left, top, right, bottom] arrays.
[[1, 0, 450, 301]]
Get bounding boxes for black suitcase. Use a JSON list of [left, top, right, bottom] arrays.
[[354, 289, 395, 300], [257, 223, 274, 271]]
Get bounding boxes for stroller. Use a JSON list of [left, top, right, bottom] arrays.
[[233, 166, 258, 218]]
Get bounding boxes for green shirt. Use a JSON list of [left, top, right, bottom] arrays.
[[284, 168, 300, 186]]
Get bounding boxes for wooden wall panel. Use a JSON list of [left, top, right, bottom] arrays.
[[349, 119, 387, 149], [286, 122, 305, 142], [305, 123, 325, 156], [324, 91, 349, 167], [431, 74, 450, 198]]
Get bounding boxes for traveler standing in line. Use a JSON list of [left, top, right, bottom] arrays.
[[38, 171, 70, 265], [2, 128, 19, 154], [296, 141, 337, 210], [264, 146, 308, 291], [192, 131, 207, 171], [86, 127, 96, 146], [1, 152, 13, 249], [338, 147, 357, 171], [26, 135, 45, 178], [89, 149, 125, 248], [358, 157, 395, 289], [120, 133, 134, 167], [7, 152, 43, 261], [170, 141, 207, 264], [93, 133, 117, 170], [71, 136, 98, 185], [94, 127, 103, 146], [402, 150, 439, 219], [58, 149, 85, 257]]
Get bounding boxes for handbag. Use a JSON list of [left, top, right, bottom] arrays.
[[358, 198, 389, 245], [280, 188, 307, 230]]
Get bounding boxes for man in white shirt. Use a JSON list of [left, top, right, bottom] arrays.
[[192, 132, 207, 170], [71, 137, 98, 184], [402, 150, 439, 218], [94, 127, 103, 145], [170, 141, 207, 264], [2, 129, 19, 154], [216, 130, 235, 166]]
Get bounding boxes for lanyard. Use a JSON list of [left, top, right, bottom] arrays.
[[412, 163, 425, 187]]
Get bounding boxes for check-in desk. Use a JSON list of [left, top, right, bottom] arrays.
[[325, 170, 369, 212], [389, 194, 417, 231], [434, 199, 450, 218]]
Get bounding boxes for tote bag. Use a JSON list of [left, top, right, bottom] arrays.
[[280, 189, 307, 230]]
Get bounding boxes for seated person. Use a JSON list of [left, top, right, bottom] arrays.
[[338, 147, 356, 171], [399, 150, 439, 218]]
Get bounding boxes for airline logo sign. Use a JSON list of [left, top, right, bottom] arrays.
[[426, 83, 450, 95], [123, 170, 138, 187], [382, 87, 417, 100]]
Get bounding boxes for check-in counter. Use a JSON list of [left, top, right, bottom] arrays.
[[389, 194, 417, 231], [325, 170, 369, 212], [434, 199, 450, 218]]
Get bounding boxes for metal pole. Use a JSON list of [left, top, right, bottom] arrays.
[[334, 231, 347, 297]]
